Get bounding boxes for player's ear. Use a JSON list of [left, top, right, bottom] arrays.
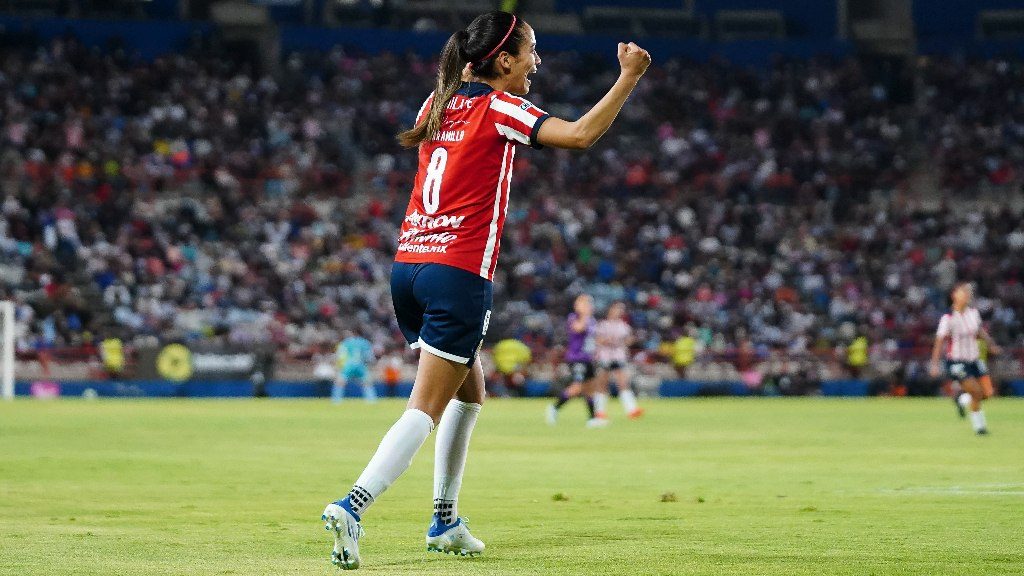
[[498, 51, 514, 74]]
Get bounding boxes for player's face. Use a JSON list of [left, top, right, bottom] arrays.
[[575, 295, 593, 317], [609, 303, 624, 320], [506, 25, 539, 95], [952, 285, 972, 307]]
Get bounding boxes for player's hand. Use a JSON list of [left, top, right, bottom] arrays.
[[928, 359, 941, 378], [617, 42, 651, 80], [989, 344, 1003, 356]]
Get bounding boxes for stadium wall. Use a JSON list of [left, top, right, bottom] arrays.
[[278, 25, 850, 66], [913, 0, 1023, 42], [555, 0, 838, 38], [3, 10, 1024, 63], [0, 16, 214, 60], [0, 16, 850, 66]]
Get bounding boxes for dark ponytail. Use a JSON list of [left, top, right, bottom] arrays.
[[398, 11, 526, 148], [397, 30, 470, 148]]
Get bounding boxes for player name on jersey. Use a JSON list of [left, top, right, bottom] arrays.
[[432, 130, 465, 142]]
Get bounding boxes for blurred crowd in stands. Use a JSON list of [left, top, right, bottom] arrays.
[[2, 35, 1023, 384]]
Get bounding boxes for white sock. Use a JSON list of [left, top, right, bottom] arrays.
[[594, 392, 608, 416], [433, 400, 481, 525], [619, 389, 639, 413], [347, 409, 434, 517], [362, 383, 378, 402], [957, 392, 972, 409], [969, 410, 987, 432]]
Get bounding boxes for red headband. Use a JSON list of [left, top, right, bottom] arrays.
[[476, 15, 517, 66]]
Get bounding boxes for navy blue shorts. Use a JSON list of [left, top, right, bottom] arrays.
[[391, 262, 493, 367], [568, 361, 596, 382], [945, 359, 988, 382]]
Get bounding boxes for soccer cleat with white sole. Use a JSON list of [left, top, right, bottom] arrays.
[[545, 404, 558, 425], [585, 417, 609, 428], [954, 393, 968, 419], [426, 515, 485, 557], [322, 500, 364, 570]]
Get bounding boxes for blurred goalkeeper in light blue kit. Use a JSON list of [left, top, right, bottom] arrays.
[[334, 330, 377, 403]]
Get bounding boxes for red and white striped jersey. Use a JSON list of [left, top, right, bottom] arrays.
[[395, 82, 549, 280], [595, 319, 631, 364], [936, 307, 982, 361]]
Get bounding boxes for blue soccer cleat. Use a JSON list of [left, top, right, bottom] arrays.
[[425, 515, 485, 557], [322, 499, 364, 570]]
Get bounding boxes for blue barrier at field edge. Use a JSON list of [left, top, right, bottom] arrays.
[[263, 381, 414, 398], [658, 379, 871, 397], [659, 380, 755, 397], [14, 380, 181, 397], [14, 380, 416, 398], [14, 379, 1024, 398], [524, 380, 551, 397], [820, 380, 870, 397]]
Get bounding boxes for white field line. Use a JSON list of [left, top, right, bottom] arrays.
[[882, 483, 1024, 496]]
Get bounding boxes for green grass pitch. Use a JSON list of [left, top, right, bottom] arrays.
[[1, 398, 1022, 575]]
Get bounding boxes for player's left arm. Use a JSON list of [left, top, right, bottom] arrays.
[[569, 315, 589, 334], [978, 326, 1002, 355], [625, 326, 636, 348], [536, 42, 650, 150]]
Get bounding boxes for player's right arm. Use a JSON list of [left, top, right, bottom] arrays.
[[929, 315, 950, 377], [336, 342, 347, 369], [569, 314, 587, 334], [536, 42, 651, 150], [976, 310, 1003, 356]]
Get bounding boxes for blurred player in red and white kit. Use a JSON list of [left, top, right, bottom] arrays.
[[593, 302, 644, 420], [321, 10, 651, 570], [929, 282, 1002, 435]]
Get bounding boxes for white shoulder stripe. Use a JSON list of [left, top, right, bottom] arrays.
[[415, 92, 433, 123], [495, 123, 530, 145], [489, 97, 539, 128]]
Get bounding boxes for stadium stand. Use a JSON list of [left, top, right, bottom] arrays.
[[1, 7, 1023, 396]]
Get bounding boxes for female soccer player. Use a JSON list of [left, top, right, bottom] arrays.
[[546, 294, 604, 427], [594, 301, 644, 419], [333, 330, 377, 403], [321, 11, 650, 569], [929, 282, 1002, 435]]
